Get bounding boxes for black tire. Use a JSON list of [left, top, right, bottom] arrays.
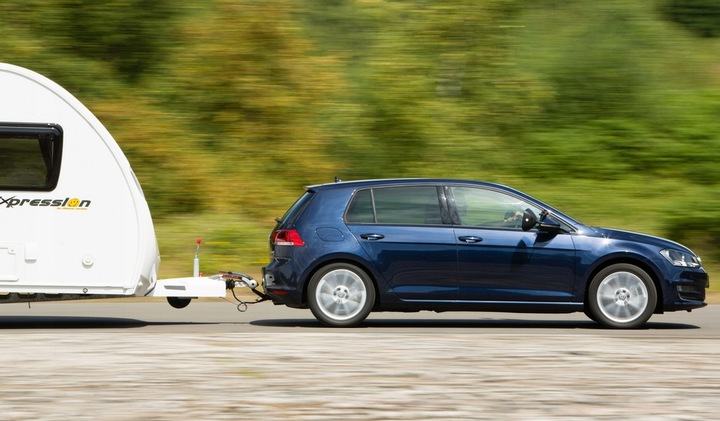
[[167, 296, 192, 309], [308, 263, 375, 327], [587, 263, 657, 329]]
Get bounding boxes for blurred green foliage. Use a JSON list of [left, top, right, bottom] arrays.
[[1, 0, 719, 282], [663, 0, 720, 37]]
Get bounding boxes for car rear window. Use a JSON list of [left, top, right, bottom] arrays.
[[346, 186, 443, 225], [279, 190, 315, 224]]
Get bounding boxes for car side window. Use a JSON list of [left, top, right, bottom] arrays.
[[450, 186, 540, 229], [346, 189, 375, 223], [346, 186, 443, 225]]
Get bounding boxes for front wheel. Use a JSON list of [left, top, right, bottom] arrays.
[[587, 264, 657, 329], [308, 263, 375, 327]]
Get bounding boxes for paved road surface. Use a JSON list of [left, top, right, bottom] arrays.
[[0, 299, 717, 420]]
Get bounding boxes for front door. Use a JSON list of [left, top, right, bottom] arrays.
[[448, 186, 577, 302]]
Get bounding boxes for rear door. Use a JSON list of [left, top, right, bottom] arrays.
[[345, 185, 457, 301], [448, 185, 577, 302]]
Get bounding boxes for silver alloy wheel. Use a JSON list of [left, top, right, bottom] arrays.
[[314, 268, 368, 322], [595, 270, 649, 324]]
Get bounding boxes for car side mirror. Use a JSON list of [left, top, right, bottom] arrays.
[[522, 208, 537, 231], [523, 209, 563, 234], [538, 215, 562, 234]]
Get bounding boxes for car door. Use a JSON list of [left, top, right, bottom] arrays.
[[448, 185, 577, 302], [345, 185, 457, 301]]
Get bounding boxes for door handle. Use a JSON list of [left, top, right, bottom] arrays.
[[458, 236, 483, 243], [360, 233, 385, 241]]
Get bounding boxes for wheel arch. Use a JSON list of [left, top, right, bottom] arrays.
[[583, 256, 665, 314]]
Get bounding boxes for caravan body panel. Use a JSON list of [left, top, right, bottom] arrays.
[[0, 64, 159, 296]]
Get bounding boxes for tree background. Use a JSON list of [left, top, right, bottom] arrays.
[[1, 0, 719, 286]]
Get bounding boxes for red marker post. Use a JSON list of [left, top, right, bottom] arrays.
[[193, 238, 201, 277]]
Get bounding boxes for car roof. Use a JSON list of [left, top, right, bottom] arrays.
[[308, 178, 506, 190], [308, 179, 532, 200]]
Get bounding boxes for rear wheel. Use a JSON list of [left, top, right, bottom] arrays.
[[308, 263, 375, 327], [587, 264, 657, 329]]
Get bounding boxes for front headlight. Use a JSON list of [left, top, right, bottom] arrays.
[[660, 249, 702, 268]]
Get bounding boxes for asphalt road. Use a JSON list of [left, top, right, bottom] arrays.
[[0, 299, 718, 420]]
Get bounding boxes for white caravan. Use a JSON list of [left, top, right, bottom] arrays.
[[0, 63, 256, 307]]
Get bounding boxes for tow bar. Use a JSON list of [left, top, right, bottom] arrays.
[[214, 270, 271, 312]]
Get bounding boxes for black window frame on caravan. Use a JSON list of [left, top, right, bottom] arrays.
[[0, 123, 63, 191]]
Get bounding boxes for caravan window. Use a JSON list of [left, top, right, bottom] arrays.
[[0, 124, 62, 191]]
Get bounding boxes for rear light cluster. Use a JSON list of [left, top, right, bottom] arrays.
[[272, 229, 306, 247]]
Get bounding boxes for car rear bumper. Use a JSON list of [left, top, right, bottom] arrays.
[[262, 261, 306, 308]]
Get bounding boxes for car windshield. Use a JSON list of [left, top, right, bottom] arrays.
[[528, 198, 583, 232]]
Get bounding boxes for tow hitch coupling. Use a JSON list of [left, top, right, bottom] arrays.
[[214, 271, 271, 312]]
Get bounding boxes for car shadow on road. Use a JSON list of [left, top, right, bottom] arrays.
[[0, 315, 699, 330], [250, 318, 700, 330]]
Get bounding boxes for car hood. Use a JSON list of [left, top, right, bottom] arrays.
[[591, 226, 695, 254]]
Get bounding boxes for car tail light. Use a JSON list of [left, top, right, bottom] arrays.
[[272, 229, 306, 247]]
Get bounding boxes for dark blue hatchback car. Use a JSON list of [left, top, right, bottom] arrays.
[[263, 179, 708, 328]]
